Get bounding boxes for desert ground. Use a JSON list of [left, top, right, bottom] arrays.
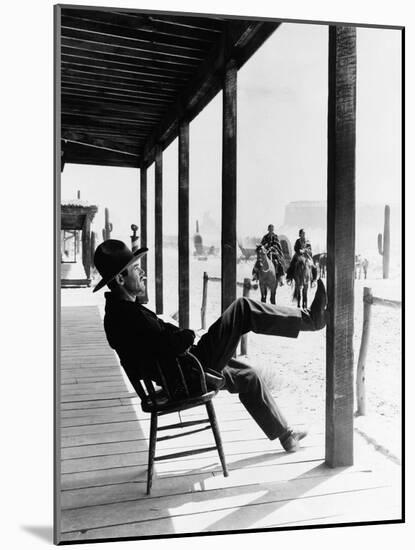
[[62, 245, 402, 463]]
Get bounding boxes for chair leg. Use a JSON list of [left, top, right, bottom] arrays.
[[147, 412, 158, 495], [206, 401, 229, 477]]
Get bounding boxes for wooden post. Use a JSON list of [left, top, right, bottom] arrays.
[[82, 215, 91, 280], [140, 166, 148, 303], [178, 121, 190, 328], [155, 146, 163, 314], [90, 231, 97, 268], [356, 287, 373, 416], [221, 59, 237, 313], [325, 26, 357, 467], [240, 278, 251, 355], [201, 272, 208, 329]]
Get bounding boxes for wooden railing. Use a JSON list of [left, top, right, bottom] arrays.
[[356, 286, 401, 416], [201, 272, 257, 355]]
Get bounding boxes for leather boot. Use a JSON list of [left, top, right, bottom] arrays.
[[300, 279, 327, 331]]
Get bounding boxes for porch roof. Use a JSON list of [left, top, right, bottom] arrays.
[[59, 6, 279, 169]]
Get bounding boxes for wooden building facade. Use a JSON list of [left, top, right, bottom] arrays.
[[61, 200, 98, 286]]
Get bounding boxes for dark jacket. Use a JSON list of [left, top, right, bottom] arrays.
[[103, 292, 195, 386], [261, 232, 283, 257], [294, 237, 313, 257]]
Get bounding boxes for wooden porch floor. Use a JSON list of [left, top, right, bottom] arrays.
[[58, 303, 402, 542]]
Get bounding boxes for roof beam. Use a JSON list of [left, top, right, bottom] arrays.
[[62, 140, 140, 168]]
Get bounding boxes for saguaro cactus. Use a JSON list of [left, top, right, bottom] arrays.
[[102, 208, 113, 241], [130, 224, 139, 251], [377, 204, 390, 279]]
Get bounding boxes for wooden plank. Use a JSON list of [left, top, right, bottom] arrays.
[[59, 156, 140, 169], [326, 26, 357, 467], [59, 414, 310, 449], [147, 14, 225, 34], [61, 90, 170, 111], [61, 420, 141, 438], [61, 76, 176, 98], [62, 83, 168, 105], [61, 134, 143, 154], [221, 59, 237, 312], [61, 436, 324, 475], [178, 120, 190, 328], [61, 460, 395, 510], [62, 70, 177, 98], [155, 146, 163, 314], [61, 484, 400, 540], [62, 57, 189, 85], [61, 391, 135, 404], [62, 95, 174, 119], [60, 469, 398, 534], [61, 405, 137, 421], [60, 141, 139, 167], [60, 8, 225, 34], [60, 378, 127, 390], [62, 48, 195, 77], [61, 445, 325, 492], [60, 460, 325, 509], [61, 9, 223, 42], [61, 133, 140, 156], [61, 27, 205, 62], [61, 14, 213, 53], [61, 38, 199, 70], [61, 386, 129, 398], [61, 399, 125, 411], [62, 131, 148, 145], [371, 296, 402, 309]]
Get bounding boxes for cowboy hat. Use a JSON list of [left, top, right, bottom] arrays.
[[93, 239, 148, 293]]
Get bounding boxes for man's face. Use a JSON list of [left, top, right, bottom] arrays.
[[268, 225, 274, 233], [300, 230, 305, 239], [121, 260, 146, 300]]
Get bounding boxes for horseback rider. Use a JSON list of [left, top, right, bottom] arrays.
[[252, 224, 286, 285], [286, 229, 318, 284]]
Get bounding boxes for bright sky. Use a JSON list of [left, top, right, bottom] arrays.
[[61, 22, 402, 243]]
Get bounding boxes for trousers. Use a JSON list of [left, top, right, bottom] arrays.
[[191, 297, 302, 440]]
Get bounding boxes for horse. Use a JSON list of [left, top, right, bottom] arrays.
[[292, 254, 313, 308], [355, 255, 369, 279], [313, 252, 327, 278], [254, 245, 278, 304]]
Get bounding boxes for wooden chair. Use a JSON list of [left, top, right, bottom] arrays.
[[126, 351, 229, 495]]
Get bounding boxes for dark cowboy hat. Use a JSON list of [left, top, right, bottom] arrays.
[[93, 239, 148, 293]]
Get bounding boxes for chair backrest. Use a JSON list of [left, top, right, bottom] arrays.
[[124, 351, 208, 408]]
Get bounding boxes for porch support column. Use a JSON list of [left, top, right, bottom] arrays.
[[155, 146, 163, 314], [221, 59, 237, 312], [82, 215, 92, 280], [325, 26, 357, 467], [178, 121, 190, 328], [140, 165, 148, 302]]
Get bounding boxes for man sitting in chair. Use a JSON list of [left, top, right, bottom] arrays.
[[93, 240, 328, 453]]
